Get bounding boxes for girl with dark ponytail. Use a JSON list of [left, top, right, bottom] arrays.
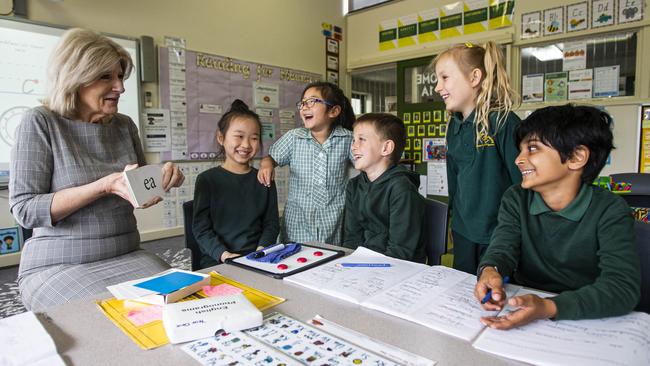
[[257, 81, 356, 245], [192, 99, 279, 268]]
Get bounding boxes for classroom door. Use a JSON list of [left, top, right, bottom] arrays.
[[396, 56, 448, 198]]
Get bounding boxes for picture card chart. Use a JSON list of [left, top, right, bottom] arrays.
[[182, 312, 403, 366]]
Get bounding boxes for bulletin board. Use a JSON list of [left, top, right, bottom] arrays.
[[158, 47, 321, 159]]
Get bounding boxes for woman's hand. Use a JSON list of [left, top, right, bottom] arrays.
[[161, 162, 185, 191], [102, 164, 139, 207]]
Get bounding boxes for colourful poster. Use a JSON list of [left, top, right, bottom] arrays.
[[440, 2, 463, 39], [544, 72, 568, 101], [544, 7, 564, 36], [593, 65, 619, 97], [563, 41, 587, 71], [418, 8, 440, 43], [567, 2, 588, 32], [640, 105, 650, 173], [464, 0, 488, 35], [568, 69, 593, 100], [619, 0, 643, 24], [592, 0, 615, 28], [488, 0, 515, 29], [423, 138, 447, 161], [522, 74, 544, 102], [521, 11, 541, 39], [0, 227, 20, 255], [379, 19, 398, 51], [398, 14, 419, 48]]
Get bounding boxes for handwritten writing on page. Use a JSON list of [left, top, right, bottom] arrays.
[[472, 288, 650, 366], [362, 265, 468, 318], [284, 247, 426, 304]]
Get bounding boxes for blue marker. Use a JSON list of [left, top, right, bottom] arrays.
[[340, 263, 392, 268], [481, 276, 510, 304]]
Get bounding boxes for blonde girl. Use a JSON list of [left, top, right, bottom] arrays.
[[432, 41, 521, 274]]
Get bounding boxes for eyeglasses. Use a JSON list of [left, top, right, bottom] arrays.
[[296, 97, 333, 110]]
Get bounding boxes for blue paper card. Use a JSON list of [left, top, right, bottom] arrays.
[[134, 271, 204, 294]]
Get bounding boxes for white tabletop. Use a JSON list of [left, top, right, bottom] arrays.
[[39, 248, 522, 366]]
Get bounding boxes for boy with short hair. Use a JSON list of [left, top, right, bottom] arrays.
[[475, 105, 641, 329], [343, 113, 426, 263]]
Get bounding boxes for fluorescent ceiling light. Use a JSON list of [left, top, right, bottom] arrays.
[[525, 45, 564, 62]]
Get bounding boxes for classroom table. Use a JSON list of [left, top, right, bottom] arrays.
[[38, 248, 523, 366]]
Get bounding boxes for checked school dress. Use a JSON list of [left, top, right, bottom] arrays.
[[269, 126, 352, 245]]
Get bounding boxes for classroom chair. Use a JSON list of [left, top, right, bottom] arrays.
[[182, 200, 202, 271], [424, 198, 449, 265], [610, 173, 650, 207], [19, 225, 32, 242], [635, 221, 650, 314]]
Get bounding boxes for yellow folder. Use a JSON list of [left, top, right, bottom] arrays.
[[97, 271, 285, 350]]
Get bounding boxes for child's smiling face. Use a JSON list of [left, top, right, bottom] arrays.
[[516, 135, 573, 193], [217, 116, 260, 170], [299, 87, 339, 133]]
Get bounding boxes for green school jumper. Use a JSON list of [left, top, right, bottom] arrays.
[[192, 166, 280, 269], [446, 110, 522, 244], [343, 165, 426, 263], [480, 184, 641, 320]]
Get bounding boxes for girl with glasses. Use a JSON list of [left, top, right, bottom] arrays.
[[257, 81, 355, 245]]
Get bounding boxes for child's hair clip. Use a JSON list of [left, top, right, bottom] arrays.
[[465, 42, 474, 48]]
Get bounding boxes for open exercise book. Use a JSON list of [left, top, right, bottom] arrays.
[[285, 247, 650, 366]]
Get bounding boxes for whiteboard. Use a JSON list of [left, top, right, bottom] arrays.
[[0, 17, 141, 173]]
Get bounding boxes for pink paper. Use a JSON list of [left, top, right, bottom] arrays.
[[202, 284, 243, 297], [127, 305, 163, 326]]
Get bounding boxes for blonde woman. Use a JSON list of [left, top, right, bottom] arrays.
[[432, 42, 521, 274], [9, 28, 184, 311]]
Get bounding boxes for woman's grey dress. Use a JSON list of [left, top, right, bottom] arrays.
[[9, 106, 170, 311]]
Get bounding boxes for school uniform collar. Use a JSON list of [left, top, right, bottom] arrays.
[[451, 111, 475, 135], [529, 183, 593, 221], [294, 125, 352, 139]]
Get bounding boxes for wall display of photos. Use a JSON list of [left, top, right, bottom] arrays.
[[521, 0, 644, 40], [402, 110, 448, 164]]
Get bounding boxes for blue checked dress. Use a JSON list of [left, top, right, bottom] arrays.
[[270, 126, 352, 245]]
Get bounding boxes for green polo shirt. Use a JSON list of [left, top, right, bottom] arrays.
[[446, 111, 521, 243], [480, 184, 641, 320]]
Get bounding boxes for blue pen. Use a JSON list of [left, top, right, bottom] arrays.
[[340, 263, 391, 268], [481, 276, 510, 304]]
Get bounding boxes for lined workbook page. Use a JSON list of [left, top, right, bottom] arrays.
[[409, 277, 520, 341], [473, 288, 650, 366], [284, 247, 426, 304], [363, 266, 521, 341], [362, 265, 468, 318]]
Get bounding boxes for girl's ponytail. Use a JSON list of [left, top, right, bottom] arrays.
[[475, 41, 519, 139]]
